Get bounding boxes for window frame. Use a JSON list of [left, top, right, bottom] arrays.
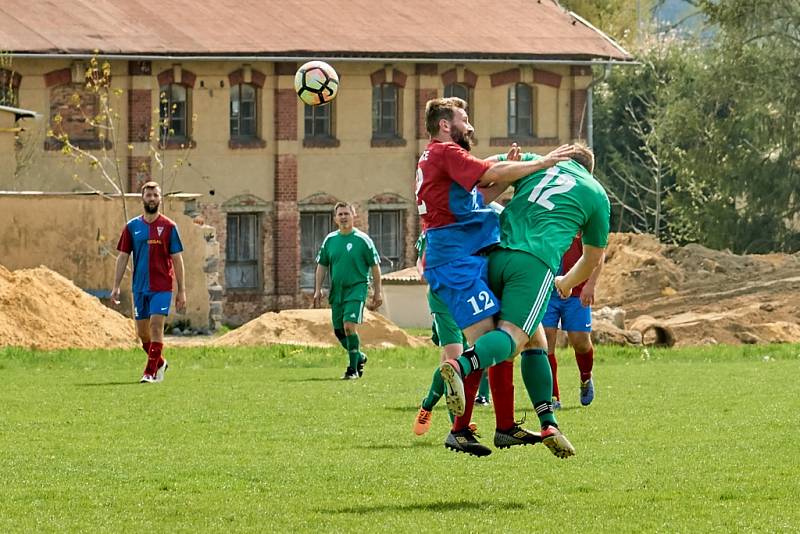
[[300, 210, 335, 290], [304, 102, 334, 139], [507, 82, 534, 137], [224, 212, 262, 291], [229, 82, 258, 140], [159, 83, 190, 142], [371, 83, 400, 138], [367, 209, 404, 274]]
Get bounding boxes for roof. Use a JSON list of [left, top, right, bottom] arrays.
[[382, 267, 424, 285], [0, 0, 631, 62], [0, 105, 39, 121]]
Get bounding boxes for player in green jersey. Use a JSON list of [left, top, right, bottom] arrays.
[[439, 144, 610, 458], [313, 202, 383, 380]]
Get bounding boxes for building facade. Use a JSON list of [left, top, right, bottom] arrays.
[[0, 0, 631, 326]]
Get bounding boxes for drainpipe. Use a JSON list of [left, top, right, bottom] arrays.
[[586, 64, 610, 149]]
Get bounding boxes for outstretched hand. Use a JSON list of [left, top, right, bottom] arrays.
[[540, 144, 575, 167], [505, 142, 521, 161]]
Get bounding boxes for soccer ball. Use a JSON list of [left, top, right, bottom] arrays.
[[294, 61, 339, 106]]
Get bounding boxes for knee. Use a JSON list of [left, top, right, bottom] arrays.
[[343, 323, 357, 336], [571, 333, 593, 353]]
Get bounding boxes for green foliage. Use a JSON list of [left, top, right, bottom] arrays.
[[560, 0, 656, 46], [594, 0, 800, 252], [1, 344, 799, 530]]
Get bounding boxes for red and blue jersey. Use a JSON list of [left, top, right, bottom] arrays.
[[117, 214, 184, 293], [415, 140, 498, 268], [557, 235, 587, 297]]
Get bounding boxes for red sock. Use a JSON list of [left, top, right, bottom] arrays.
[[146, 342, 163, 375], [548, 352, 560, 400], [488, 360, 515, 430], [452, 371, 483, 432], [575, 347, 594, 382], [142, 341, 151, 354]]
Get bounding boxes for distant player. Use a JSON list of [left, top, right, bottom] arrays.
[[111, 181, 186, 383], [415, 97, 573, 455], [543, 235, 604, 408], [313, 202, 382, 380], [439, 144, 610, 459]]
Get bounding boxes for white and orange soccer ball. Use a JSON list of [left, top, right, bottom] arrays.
[[294, 61, 339, 106]]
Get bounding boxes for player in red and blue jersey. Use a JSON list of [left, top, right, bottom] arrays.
[[543, 234, 604, 408], [111, 181, 186, 383], [415, 97, 575, 455]]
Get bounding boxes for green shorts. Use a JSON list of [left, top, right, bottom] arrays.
[[427, 289, 463, 347], [331, 300, 365, 330], [488, 248, 555, 336]]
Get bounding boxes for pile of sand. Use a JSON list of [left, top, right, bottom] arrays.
[[594, 234, 800, 346], [0, 265, 136, 350], [213, 308, 425, 348]]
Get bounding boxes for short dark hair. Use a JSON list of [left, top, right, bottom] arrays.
[[425, 97, 467, 137], [333, 202, 355, 214], [140, 181, 161, 196]]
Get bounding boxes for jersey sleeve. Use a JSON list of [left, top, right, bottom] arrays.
[[316, 240, 330, 266], [169, 226, 184, 254], [117, 226, 133, 254], [440, 144, 492, 191], [581, 194, 611, 249], [367, 238, 380, 267]]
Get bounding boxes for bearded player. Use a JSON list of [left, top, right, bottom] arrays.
[[415, 96, 574, 456], [111, 181, 186, 383]]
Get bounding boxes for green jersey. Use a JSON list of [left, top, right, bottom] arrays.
[[316, 229, 380, 302], [498, 153, 610, 273]]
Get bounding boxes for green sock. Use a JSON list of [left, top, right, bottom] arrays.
[[477, 369, 490, 399], [421, 368, 445, 411], [456, 330, 516, 375], [520, 349, 558, 428], [345, 333, 360, 370]]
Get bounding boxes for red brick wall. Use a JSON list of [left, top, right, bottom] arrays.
[[128, 89, 151, 142], [274, 154, 299, 301], [490, 68, 521, 87], [571, 89, 588, 140], [416, 88, 437, 139], [128, 156, 151, 192], [275, 89, 297, 141]]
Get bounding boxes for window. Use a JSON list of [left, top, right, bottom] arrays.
[[304, 103, 333, 138], [368, 210, 403, 274], [444, 82, 470, 108], [300, 211, 334, 289], [159, 83, 188, 140], [230, 83, 257, 138], [372, 83, 399, 137], [225, 213, 260, 290], [508, 83, 533, 136]]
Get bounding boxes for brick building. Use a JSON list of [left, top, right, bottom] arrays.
[[0, 0, 631, 326]]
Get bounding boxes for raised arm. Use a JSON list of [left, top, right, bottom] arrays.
[[478, 144, 575, 186]]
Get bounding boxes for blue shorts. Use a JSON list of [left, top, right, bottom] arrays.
[[542, 293, 592, 332], [133, 291, 173, 320], [425, 256, 500, 330]]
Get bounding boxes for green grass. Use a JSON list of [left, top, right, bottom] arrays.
[[1, 343, 799, 532]]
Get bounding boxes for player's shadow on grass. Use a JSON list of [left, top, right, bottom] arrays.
[[324, 500, 526, 515], [352, 440, 440, 450], [282, 377, 344, 383], [383, 405, 426, 412], [76, 381, 141, 387]]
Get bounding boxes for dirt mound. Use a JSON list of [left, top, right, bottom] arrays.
[[595, 234, 800, 346], [213, 308, 425, 348], [0, 264, 136, 350]]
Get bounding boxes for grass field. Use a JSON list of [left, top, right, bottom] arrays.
[[1, 342, 799, 532]]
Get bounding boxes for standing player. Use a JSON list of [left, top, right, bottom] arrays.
[[416, 97, 574, 455], [439, 145, 610, 459], [111, 181, 186, 383], [543, 235, 604, 408], [313, 202, 382, 380]]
